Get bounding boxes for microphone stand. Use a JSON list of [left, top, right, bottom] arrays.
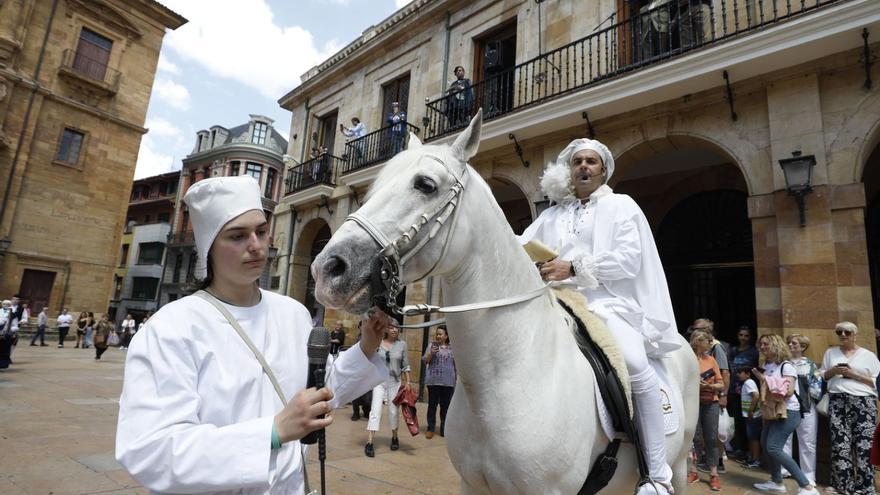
[[314, 367, 327, 495]]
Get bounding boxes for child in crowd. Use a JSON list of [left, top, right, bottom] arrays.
[[738, 366, 762, 468]]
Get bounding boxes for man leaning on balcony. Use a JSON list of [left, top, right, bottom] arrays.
[[340, 117, 366, 166]]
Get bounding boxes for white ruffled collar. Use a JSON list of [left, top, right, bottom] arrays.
[[560, 185, 613, 207]]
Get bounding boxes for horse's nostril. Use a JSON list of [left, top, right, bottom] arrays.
[[325, 255, 348, 278]]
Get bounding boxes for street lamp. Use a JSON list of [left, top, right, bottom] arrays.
[[778, 151, 816, 227]]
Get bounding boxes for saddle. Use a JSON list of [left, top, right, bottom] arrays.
[[552, 288, 651, 495]]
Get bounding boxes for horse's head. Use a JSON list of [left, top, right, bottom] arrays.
[[312, 110, 483, 314]]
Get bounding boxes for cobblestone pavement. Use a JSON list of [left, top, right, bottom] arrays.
[[0, 344, 831, 494]]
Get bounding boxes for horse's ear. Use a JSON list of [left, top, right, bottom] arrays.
[[407, 132, 422, 149], [451, 108, 482, 163]]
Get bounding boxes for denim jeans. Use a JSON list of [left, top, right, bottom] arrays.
[[762, 410, 810, 487]]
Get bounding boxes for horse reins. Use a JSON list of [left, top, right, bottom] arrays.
[[344, 154, 550, 326]]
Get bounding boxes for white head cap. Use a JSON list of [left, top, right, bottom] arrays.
[[540, 138, 615, 203], [183, 176, 264, 280]]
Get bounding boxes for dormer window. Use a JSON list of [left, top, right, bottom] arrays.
[[252, 122, 268, 145], [210, 129, 217, 147]]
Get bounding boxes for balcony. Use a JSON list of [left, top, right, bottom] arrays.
[[167, 230, 195, 246], [58, 49, 120, 97], [423, 0, 847, 141], [341, 122, 421, 174], [284, 155, 341, 195]]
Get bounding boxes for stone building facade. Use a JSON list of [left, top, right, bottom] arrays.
[[275, 0, 880, 391], [0, 0, 186, 317], [108, 171, 177, 326], [159, 115, 288, 306]]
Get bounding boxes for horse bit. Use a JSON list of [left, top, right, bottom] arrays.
[[344, 154, 550, 328]]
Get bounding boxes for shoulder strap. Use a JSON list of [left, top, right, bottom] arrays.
[[194, 290, 287, 406]]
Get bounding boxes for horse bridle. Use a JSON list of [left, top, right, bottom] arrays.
[[345, 154, 468, 317]]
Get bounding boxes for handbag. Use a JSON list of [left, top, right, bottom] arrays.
[[107, 332, 120, 346], [717, 409, 734, 443], [392, 383, 420, 436], [815, 393, 830, 416]]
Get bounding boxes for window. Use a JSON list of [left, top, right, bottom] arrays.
[[131, 277, 159, 300], [143, 214, 151, 224], [186, 252, 196, 282], [264, 168, 276, 198], [167, 293, 178, 302], [74, 28, 112, 81], [317, 111, 338, 155], [119, 244, 129, 267], [246, 162, 262, 182], [270, 276, 280, 290], [158, 212, 170, 223], [253, 122, 269, 145], [113, 275, 123, 300], [230, 161, 240, 176], [210, 129, 217, 147], [56, 128, 85, 165], [381, 74, 411, 120], [172, 253, 183, 283], [137, 242, 165, 265]]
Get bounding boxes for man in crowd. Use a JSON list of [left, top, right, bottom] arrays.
[[446, 66, 474, 127], [30, 307, 49, 347], [56, 308, 73, 348], [330, 320, 346, 357], [727, 325, 758, 458]]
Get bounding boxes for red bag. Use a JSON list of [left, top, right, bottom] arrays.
[[392, 384, 420, 436]]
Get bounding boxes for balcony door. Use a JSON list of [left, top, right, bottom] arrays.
[[318, 110, 338, 156], [18, 269, 56, 314], [474, 20, 517, 118], [75, 28, 113, 80], [381, 74, 411, 121]]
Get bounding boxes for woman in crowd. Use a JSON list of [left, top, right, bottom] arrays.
[[422, 325, 455, 439], [84, 311, 95, 349], [752, 334, 818, 495], [93, 314, 113, 361], [783, 334, 822, 486], [0, 300, 13, 369], [365, 320, 410, 457], [75, 311, 88, 348], [822, 321, 880, 495], [687, 329, 723, 491], [120, 314, 136, 349]]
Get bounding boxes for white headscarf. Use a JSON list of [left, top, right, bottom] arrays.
[[540, 138, 615, 204], [183, 176, 264, 280]]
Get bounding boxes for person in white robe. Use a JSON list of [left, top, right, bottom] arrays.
[[518, 138, 680, 495], [116, 175, 388, 495]]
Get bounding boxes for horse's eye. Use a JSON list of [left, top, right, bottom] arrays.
[[414, 176, 437, 194]]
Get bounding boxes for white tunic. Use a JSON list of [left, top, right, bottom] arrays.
[[519, 186, 680, 357], [115, 289, 387, 494]]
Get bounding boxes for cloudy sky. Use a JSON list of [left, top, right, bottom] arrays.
[[135, 0, 412, 179]]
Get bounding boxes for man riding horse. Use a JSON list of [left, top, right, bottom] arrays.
[[519, 138, 681, 495]]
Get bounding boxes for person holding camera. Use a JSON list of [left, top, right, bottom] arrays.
[[422, 325, 455, 439], [688, 329, 723, 491], [821, 321, 880, 495]]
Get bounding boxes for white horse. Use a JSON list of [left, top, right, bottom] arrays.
[[312, 112, 699, 495]]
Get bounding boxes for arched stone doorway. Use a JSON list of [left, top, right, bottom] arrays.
[[488, 177, 531, 235], [290, 219, 331, 320], [864, 143, 880, 325], [614, 138, 754, 342]]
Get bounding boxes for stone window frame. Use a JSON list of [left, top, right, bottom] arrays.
[[53, 126, 89, 169], [70, 17, 127, 84]]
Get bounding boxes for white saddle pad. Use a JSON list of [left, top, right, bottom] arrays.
[[595, 358, 681, 441]]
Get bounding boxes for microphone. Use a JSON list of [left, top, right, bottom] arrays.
[[301, 327, 330, 445]]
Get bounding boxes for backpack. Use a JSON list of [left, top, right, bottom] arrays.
[[794, 374, 810, 418]]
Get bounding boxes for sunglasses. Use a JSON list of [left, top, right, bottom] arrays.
[[385, 349, 391, 364], [835, 329, 854, 336]]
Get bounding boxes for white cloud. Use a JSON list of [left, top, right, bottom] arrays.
[[160, 0, 340, 99], [145, 116, 182, 138], [153, 77, 191, 111], [395, 0, 412, 8], [157, 52, 180, 75], [134, 135, 180, 179]]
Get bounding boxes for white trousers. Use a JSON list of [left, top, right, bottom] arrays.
[[783, 404, 817, 484], [367, 377, 401, 432], [591, 298, 672, 485]]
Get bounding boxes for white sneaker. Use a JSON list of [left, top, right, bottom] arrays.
[[782, 469, 792, 478], [754, 480, 787, 493], [796, 487, 819, 495]]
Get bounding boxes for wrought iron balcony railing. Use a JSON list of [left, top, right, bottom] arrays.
[[341, 122, 420, 174], [167, 230, 195, 245], [58, 49, 121, 95], [284, 155, 341, 195], [423, 0, 841, 140]]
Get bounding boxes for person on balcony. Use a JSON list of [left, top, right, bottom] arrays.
[[340, 117, 366, 166], [386, 102, 407, 155], [446, 66, 474, 128]]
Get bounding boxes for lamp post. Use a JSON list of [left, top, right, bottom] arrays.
[[778, 151, 816, 227]]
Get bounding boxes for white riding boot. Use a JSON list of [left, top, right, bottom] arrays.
[[631, 367, 673, 495]]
